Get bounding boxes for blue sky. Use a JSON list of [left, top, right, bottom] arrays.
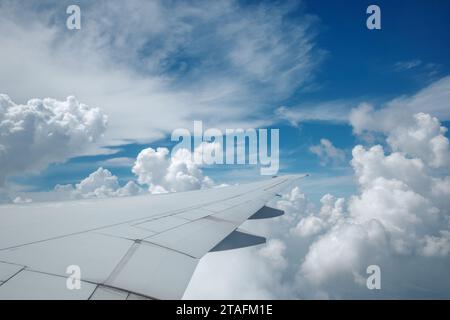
[[2, 0, 450, 299], [3, 0, 450, 204]]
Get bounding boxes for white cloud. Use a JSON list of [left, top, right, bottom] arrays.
[[275, 101, 350, 126], [185, 239, 292, 299], [5, 142, 217, 203], [350, 105, 450, 169], [12, 196, 32, 204], [289, 192, 345, 240], [0, 1, 321, 146], [348, 177, 439, 255], [318, 194, 345, 226], [0, 94, 107, 184], [387, 113, 450, 168], [350, 145, 431, 194], [420, 231, 450, 257], [187, 108, 450, 299], [298, 220, 387, 287], [291, 216, 324, 238], [2, 1, 450, 295], [98, 157, 135, 168], [277, 76, 450, 125], [293, 111, 450, 296], [393, 60, 441, 79], [392, 76, 450, 121], [310, 138, 346, 166], [76, 167, 121, 196], [275, 186, 311, 223], [132, 146, 214, 193], [54, 167, 144, 200], [394, 60, 422, 71], [349, 77, 450, 132]]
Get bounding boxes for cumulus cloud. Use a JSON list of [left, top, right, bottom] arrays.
[[54, 167, 143, 200], [3, 101, 448, 298], [291, 109, 450, 296], [187, 108, 450, 299], [291, 216, 324, 238], [0, 94, 107, 184], [420, 231, 450, 257], [275, 186, 309, 221], [185, 239, 292, 299], [298, 220, 387, 287], [350, 105, 450, 168], [387, 113, 450, 168], [309, 194, 345, 230], [310, 138, 346, 166], [5, 142, 217, 203], [132, 147, 214, 193], [12, 196, 32, 204], [19, 103, 441, 298]]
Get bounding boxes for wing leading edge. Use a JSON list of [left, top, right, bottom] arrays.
[[0, 174, 306, 299]]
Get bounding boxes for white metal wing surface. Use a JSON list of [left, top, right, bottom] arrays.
[[0, 175, 305, 300]]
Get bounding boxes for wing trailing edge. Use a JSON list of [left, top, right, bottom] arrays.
[[248, 205, 284, 219], [210, 228, 266, 252]]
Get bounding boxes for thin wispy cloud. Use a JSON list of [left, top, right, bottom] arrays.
[[394, 59, 423, 71], [0, 0, 322, 147]]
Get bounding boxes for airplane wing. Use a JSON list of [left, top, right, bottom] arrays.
[[0, 175, 305, 300]]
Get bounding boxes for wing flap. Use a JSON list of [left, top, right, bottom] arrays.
[[0, 262, 23, 282], [0, 233, 134, 284], [143, 216, 237, 258], [249, 205, 284, 219], [105, 241, 198, 300], [210, 229, 266, 252], [0, 270, 96, 300], [133, 216, 190, 233]]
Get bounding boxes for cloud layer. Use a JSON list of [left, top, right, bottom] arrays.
[[3, 104, 449, 298], [186, 108, 450, 299]]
